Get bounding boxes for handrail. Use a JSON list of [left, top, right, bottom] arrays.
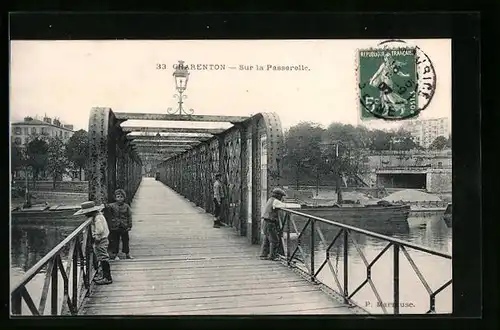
[[281, 208, 451, 259], [277, 207, 452, 314], [11, 218, 98, 316]]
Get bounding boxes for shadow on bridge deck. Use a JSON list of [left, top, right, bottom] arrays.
[[81, 178, 355, 315]]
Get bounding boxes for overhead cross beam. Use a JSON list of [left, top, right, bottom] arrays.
[[126, 135, 211, 142], [131, 140, 201, 146], [122, 127, 226, 134], [138, 150, 180, 154], [114, 112, 249, 123], [138, 153, 178, 159], [135, 146, 190, 152], [131, 143, 195, 149]]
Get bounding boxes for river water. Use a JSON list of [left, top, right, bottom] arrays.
[[10, 221, 87, 315], [10, 213, 451, 315], [284, 212, 452, 314]]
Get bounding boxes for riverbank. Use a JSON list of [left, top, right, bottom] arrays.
[[12, 180, 88, 193], [11, 191, 88, 208]]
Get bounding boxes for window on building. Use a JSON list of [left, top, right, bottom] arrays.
[[23, 127, 29, 135], [31, 127, 37, 134], [14, 127, 22, 135], [64, 131, 69, 138], [59, 131, 62, 137], [14, 137, 22, 145], [41, 127, 47, 135]]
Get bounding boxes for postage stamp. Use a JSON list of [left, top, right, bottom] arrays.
[[357, 40, 436, 121]]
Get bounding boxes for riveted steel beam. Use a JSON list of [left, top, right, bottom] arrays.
[[132, 146, 195, 151], [139, 154, 178, 158], [131, 140, 202, 146], [114, 112, 249, 123], [156, 112, 285, 246], [135, 147, 189, 152], [126, 135, 210, 142], [139, 153, 177, 157], [138, 154, 178, 161], [88, 107, 143, 205], [122, 127, 225, 134], [131, 141, 199, 147]]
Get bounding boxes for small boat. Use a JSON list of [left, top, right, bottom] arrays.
[[442, 203, 452, 227], [11, 176, 81, 223], [296, 201, 411, 235]]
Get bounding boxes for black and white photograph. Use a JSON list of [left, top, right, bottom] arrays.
[[10, 35, 456, 316]]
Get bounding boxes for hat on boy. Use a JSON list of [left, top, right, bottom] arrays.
[[73, 201, 104, 216], [271, 187, 287, 198]]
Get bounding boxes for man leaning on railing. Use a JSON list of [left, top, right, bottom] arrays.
[[259, 188, 301, 261]]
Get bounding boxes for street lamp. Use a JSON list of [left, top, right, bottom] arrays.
[[167, 60, 194, 115]]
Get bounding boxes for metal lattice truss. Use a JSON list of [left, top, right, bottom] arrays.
[[157, 112, 284, 244], [88, 107, 284, 244]]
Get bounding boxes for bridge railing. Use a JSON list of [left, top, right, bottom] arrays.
[[277, 208, 452, 314], [10, 219, 98, 316]]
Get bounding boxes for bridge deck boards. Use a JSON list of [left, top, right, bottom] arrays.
[[81, 178, 354, 315]]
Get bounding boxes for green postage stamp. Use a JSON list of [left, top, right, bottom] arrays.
[[358, 47, 419, 120]]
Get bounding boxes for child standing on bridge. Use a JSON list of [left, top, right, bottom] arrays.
[[74, 201, 113, 285], [213, 173, 224, 228], [259, 188, 301, 261], [105, 189, 134, 260]]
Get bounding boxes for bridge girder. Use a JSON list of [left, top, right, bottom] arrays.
[[114, 112, 249, 124], [88, 107, 284, 246], [126, 135, 210, 142], [122, 127, 225, 134], [131, 142, 198, 148]]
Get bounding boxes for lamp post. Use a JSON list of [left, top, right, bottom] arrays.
[[167, 60, 194, 115]]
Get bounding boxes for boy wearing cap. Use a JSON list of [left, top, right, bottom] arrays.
[[74, 201, 113, 285], [259, 187, 300, 261], [105, 189, 133, 260]]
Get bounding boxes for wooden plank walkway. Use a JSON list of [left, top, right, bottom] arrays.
[[81, 178, 356, 315]]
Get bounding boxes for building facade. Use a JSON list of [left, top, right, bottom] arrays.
[[402, 117, 450, 148], [11, 116, 74, 147], [10, 116, 80, 181]]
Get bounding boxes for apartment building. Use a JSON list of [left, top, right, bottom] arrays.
[[11, 116, 74, 147], [402, 117, 450, 148]]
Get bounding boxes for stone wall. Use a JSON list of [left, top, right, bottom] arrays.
[[366, 150, 452, 169], [426, 169, 452, 193]]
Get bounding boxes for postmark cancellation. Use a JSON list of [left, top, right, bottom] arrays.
[[356, 41, 436, 121]]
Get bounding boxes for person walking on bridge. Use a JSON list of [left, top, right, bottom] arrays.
[[74, 201, 113, 285], [259, 188, 301, 261], [105, 189, 134, 260], [213, 173, 224, 228]]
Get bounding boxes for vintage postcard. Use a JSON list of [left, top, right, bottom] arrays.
[[10, 39, 452, 316]]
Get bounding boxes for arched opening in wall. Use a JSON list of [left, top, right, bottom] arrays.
[[376, 173, 427, 190]]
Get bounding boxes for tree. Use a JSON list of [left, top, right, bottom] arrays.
[[368, 129, 392, 150], [322, 124, 371, 203], [25, 136, 49, 184], [282, 122, 324, 189], [324, 123, 371, 149], [11, 143, 25, 176], [65, 129, 89, 180], [391, 128, 419, 151], [429, 136, 448, 150], [46, 136, 70, 188]]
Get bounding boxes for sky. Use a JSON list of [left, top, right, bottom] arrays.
[[10, 39, 451, 132]]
